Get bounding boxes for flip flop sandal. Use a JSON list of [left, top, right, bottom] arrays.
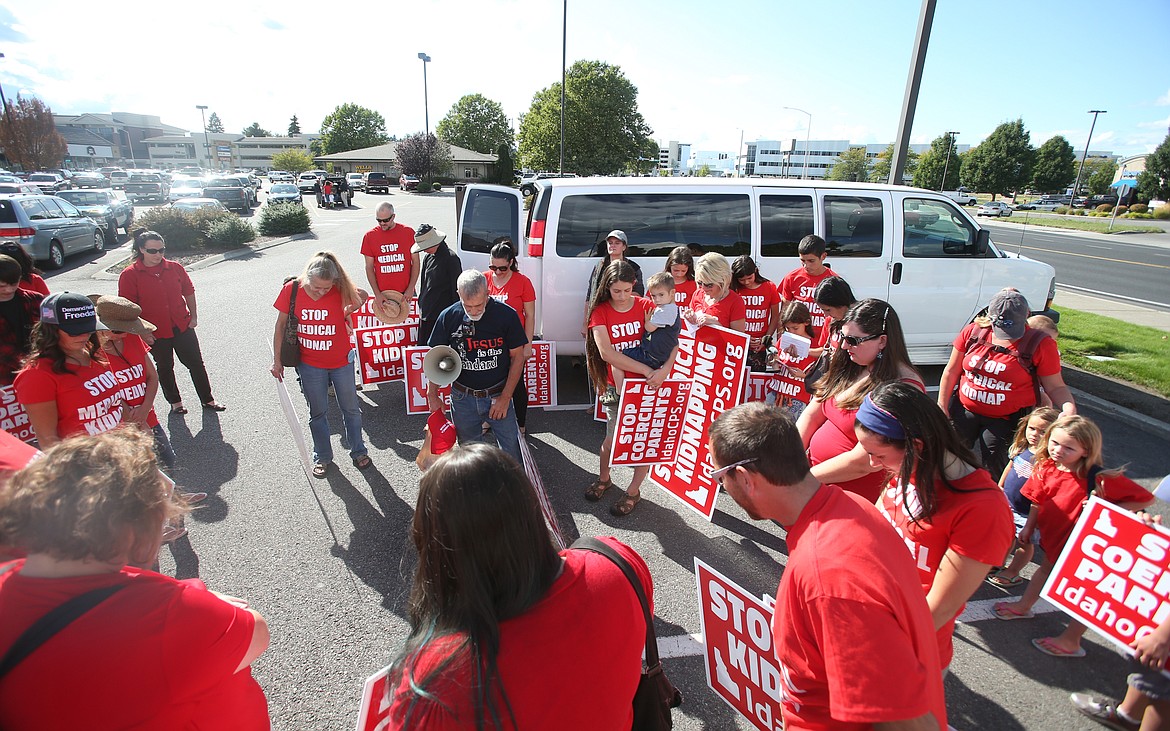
[[353, 455, 373, 470], [987, 571, 1026, 588], [993, 602, 1034, 620], [610, 492, 641, 517], [583, 478, 614, 502], [1032, 637, 1086, 658], [171, 403, 188, 415], [312, 462, 332, 479]]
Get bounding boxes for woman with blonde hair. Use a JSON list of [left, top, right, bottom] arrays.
[[683, 253, 746, 332], [271, 251, 371, 477]]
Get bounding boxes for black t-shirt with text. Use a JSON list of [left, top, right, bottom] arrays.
[[428, 298, 528, 390]]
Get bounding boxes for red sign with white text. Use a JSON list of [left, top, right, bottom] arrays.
[[402, 346, 452, 415], [1042, 497, 1170, 656], [695, 559, 783, 731], [649, 324, 750, 520], [349, 295, 420, 333], [0, 385, 35, 443], [524, 341, 556, 408], [610, 379, 693, 467], [354, 664, 392, 731], [355, 323, 418, 383]]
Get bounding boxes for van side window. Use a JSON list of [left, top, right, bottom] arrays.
[[902, 198, 983, 258], [19, 199, 51, 221], [461, 188, 520, 254], [760, 195, 815, 258], [556, 193, 751, 258], [823, 196, 883, 257]]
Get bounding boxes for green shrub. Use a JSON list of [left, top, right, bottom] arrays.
[[1130, 203, 1149, 214], [1115, 205, 1128, 215], [1072, 209, 1086, 216], [1153, 206, 1170, 220], [432, 182, 442, 192], [205, 217, 256, 249], [1096, 204, 1113, 212], [258, 202, 312, 236], [1121, 212, 1154, 219], [132, 207, 235, 252], [1054, 206, 1069, 214]]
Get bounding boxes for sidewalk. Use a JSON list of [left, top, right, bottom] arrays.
[[1054, 288, 1170, 332]]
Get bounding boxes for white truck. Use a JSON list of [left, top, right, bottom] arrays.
[[942, 188, 977, 206]]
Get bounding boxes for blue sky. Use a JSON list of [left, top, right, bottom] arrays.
[[2, 0, 1167, 157]]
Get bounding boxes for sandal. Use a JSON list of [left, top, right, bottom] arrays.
[[353, 454, 373, 470], [610, 491, 641, 517], [171, 403, 188, 415], [987, 571, 1025, 588], [203, 401, 227, 412], [993, 601, 1034, 620], [312, 462, 332, 479], [583, 478, 614, 502]]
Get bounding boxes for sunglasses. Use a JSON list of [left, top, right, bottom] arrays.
[[376, 215, 394, 223], [143, 247, 166, 255], [488, 265, 510, 272], [840, 332, 882, 348], [708, 458, 757, 486]]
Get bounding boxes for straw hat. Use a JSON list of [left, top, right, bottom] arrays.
[[91, 294, 157, 335], [374, 290, 408, 325]]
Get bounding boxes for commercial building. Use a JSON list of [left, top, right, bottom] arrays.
[[688, 150, 735, 177], [53, 112, 187, 168], [313, 142, 497, 182], [658, 140, 691, 176], [742, 138, 972, 182], [143, 134, 320, 171]]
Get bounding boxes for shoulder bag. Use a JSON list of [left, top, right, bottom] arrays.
[[572, 537, 682, 730], [280, 278, 301, 368]]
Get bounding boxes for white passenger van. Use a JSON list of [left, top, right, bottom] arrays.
[[455, 177, 1056, 366]]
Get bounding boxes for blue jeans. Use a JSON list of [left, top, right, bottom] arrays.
[[297, 361, 367, 465], [449, 385, 522, 466]]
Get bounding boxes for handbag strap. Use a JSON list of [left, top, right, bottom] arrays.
[[571, 537, 661, 668], [288, 279, 299, 319], [0, 576, 126, 680]]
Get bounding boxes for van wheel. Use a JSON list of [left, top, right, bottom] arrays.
[[92, 231, 105, 253], [47, 241, 65, 269]]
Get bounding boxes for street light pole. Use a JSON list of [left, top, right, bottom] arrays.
[[940, 131, 959, 191], [417, 53, 431, 136], [0, 53, 10, 126], [1071, 110, 1106, 210], [196, 105, 210, 170], [559, 0, 566, 175], [784, 107, 812, 180]]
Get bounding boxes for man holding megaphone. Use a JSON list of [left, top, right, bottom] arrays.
[[426, 270, 527, 465]]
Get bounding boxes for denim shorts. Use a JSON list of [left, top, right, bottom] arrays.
[[1129, 663, 1170, 700]]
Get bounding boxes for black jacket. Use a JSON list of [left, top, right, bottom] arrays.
[[418, 241, 462, 322]]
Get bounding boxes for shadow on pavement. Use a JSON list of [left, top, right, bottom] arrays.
[[167, 410, 239, 522]]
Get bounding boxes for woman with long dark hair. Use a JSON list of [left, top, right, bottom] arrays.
[[118, 230, 225, 414], [664, 245, 697, 308], [487, 240, 536, 432], [0, 240, 49, 296], [797, 298, 923, 503], [731, 255, 778, 370], [855, 381, 1014, 672], [388, 443, 651, 728]]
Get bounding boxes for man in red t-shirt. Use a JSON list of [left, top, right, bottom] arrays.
[[778, 235, 838, 346], [361, 202, 420, 312], [710, 403, 946, 731]]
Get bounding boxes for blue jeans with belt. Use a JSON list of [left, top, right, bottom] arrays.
[[297, 361, 367, 465], [449, 381, 522, 466]]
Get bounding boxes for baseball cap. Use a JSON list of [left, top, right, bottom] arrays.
[[39, 292, 106, 336], [987, 289, 1029, 340], [427, 410, 457, 456], [606, 230, 628, 244]]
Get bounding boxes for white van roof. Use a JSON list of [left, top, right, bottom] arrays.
[[533, 176, 943, 195]]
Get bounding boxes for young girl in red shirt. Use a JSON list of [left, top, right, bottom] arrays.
[[994, 414, 1154, 658]]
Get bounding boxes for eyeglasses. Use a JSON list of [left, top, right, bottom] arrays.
[[840, 333, 882, 348], [488, 265, 510, 272], [376, 215, 394, 223], [143, 247, 166, 255], [696, 281, 718, 289], [708, 458, 757, 486]]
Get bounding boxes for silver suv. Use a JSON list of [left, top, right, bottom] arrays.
[[0, 193, 105, 269]]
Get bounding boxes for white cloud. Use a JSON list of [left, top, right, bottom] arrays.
[[1156, 89, 1170, 106]]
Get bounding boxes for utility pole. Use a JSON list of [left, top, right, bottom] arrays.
[[1070, 110, 1107, 210], [196, 105, 210, 170], [889, 0, 936, 186], [417, 53, 431, 136], [560, 0, 567, 174]]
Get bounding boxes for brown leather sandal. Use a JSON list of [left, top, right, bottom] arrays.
[[610, 491, 641, 517], [583, 478, 614, 502]]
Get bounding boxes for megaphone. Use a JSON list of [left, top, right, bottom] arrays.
[[423, 345, 462, 387]]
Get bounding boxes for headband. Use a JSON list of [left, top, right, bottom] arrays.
[[856, 394, 905, 441]]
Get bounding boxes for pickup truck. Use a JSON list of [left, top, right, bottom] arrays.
[[125, 173, 170, 203], [201, 176, 252, 213], [941, 188, 977, 206], [364, 172, 390, 194]]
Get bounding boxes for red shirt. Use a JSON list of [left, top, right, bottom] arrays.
[[487, 271, 537, 329], [776, 486, 946, 731], [0, 430, 37, 473], [673, 279, 697, 307], [1022, 460, 1152, 556], [808, 397, 891, 504], [274, 280, 352, 370], [14, 357, 124, 439], [104, 334, 160, 428], [877, 469, 1014, 667], [0, 562, 269, 730], [589, 297, 655, 385], [118, 259, 195, 335], [20, 273, 49, 297], [952, 323, 1062, 417], [388, 537, 649, 730], [360, 223, 415, 294], [779, 267, 836, 337], [688, 289, 746, 328], [737, 281, 779, 337]]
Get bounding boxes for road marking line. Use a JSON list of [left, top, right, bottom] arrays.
[[1057, 284, 1170, 310], [658, 633, 704, 658], [1019, 245, 1170, 270]]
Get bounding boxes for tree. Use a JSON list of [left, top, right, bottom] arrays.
[[436, 94, 513, 154], [270, 149, 315, 175], [695, 164, 712, 177], [0, 95, 66, 171], [518, 60, 654, 175], [870, 144, 919, 184], [1082, 158, 1118, 195], [318, 103, 389, 155], [206, 112, 224, 133], [288, 115, 301, 136], [626, 137, 660, 176], [960, 118, 1033, 200], [825, 147, 870, 182], [912, 134, 962, 190], [242, 122, 271, 137], [1137, 130, 1170, 202], [494, 143, 514, 185], [395, 132, 452, 178], [1030, 135, 1076, 194]]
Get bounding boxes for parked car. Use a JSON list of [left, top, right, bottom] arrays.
[[200, 177, 252, 212], [399, 175, 420, 192], [228, 174, 259, 205], [0, 176, 40, 195], [269, 171, 294, 183], [55, 189, 135, 244], [346, 173, 366, 191], [1028, 198, 1064, 211], [1084, 194, 1119, 209], [0, 193, 105, 268], [976, 201, 1013, 217], [98, 166, 122, 177], [364, 172, 390, 194], [108, 170, 131, 190], [267, 183, 303, 205], [72, 171, 110, 189], [125, 172, 170, 203], [297, 172, 323, 194], [167, 178, 204, 202], [170, 198, 230, 213], [942, 188, 978, 206], [519, 172, 578, 197], [29, 173, 70, 193]]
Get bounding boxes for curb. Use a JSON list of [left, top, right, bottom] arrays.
[[1063, 367, 1170, 440], [90, 232, 315, 281]]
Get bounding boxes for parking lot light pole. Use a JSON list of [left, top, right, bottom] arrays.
[[1070, 110, 1106, 213], [196, 105, 210, 171], [418, 53, 431, 136], [940, 131, 959, 191], [0, 53, 9, 125], [784, 107, 812, 179]]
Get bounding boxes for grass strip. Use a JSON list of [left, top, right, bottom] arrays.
[[1056, 307, 1170, 397], [987, 215, 1162, 234]]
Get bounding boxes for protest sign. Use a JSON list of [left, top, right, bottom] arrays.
[[355, 323, 418, 384], [1042, 496, 1170, 655], [649, 324, 750, 520], [594, 396, 607, 422], [0, 385, 35, 443], [745, 374, 772, 403], [610, 379, 692, 467], [274, 374, 313, 480], [695, 559, 783, 731], [354, 664, 392, 731], [524, 341, 557, 408], [402, 346, 451, 415]]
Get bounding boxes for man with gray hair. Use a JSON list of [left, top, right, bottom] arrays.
[[427, 269, 527, 463], [361, 202, 420, 313]]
